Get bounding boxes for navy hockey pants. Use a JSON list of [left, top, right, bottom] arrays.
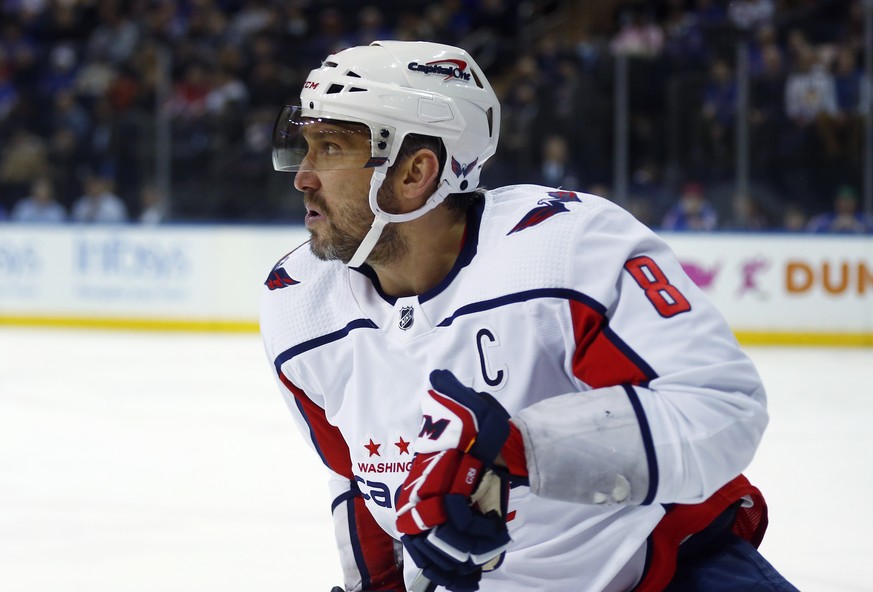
[[664, 531, 799, 591]]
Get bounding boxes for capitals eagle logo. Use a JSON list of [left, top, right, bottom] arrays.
[[508, 190, 581, 234], [265, 267, 299, 290]]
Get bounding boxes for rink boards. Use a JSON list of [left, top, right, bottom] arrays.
[[0, 224, 871, 345]]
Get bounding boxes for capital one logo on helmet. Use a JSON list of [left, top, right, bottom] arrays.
[[407, 59, 471, 82]]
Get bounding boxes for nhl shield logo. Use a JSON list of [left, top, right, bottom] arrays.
[[398, 306, 414, 331]]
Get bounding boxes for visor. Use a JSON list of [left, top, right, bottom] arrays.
[[272, 105, 384, 172]]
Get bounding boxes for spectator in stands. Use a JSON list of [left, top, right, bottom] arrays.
[[46, 125, 86, 208], [747, 24, 782, 76], [610, 5, 664, 58], [533, 134, 582, 190], [36, 43, 79, 109], [627, 160, 671, 228], [137, 181, 169, 225], [85, 1, 140, 66], [0, 0, 864, 227], [784, 28, 813, 68], [781, 43, 840, 174], [74, 47, 117, 105], [205, 64, 249, 117], [692, 0, 729, 26], [71, 171, 128, 223], [0, 46, 18, 122], [49, 87, 90, 143], [723, 192, 773, 230], [166, 61, 211, 119], [661, 0, 709, 71], [781, 202, 807, 231], [832, 44, 863, 163], [784, 45, 839, 138], [699, 57, 737, 171], [1, 18, 39, 92], [661, 181, 719, 231], [749, 42, 786, 172], [10, 174, 66, 223], [351, 5, 392, 47], [0, 125, 48, 203], [807, 185, 873, 233], [728, 0, 775, 31]]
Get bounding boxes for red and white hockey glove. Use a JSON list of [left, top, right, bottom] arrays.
[[396, 370, 513, 591]]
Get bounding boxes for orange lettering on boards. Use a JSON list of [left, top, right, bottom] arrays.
[[786, 260, 873, 296], [822, 262, 849, 294], [786, 261, 813, 293], [860, 262, 873, 295]]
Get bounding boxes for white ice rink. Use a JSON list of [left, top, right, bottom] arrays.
[[1, 327, 871, 592]]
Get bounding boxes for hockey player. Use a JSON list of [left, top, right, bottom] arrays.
[[259, 41, 798, 592]]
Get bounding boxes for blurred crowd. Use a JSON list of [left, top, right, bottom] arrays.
[[0, 0, 871, 233]]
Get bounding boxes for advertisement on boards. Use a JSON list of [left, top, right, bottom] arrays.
[[1, 225, 871, 341], [664, 233, 873, 335]]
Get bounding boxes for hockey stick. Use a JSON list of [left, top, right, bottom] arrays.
[[409, 571, 437, 592]]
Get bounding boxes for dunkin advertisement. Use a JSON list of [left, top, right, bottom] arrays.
[[665, 233, 873, 339]]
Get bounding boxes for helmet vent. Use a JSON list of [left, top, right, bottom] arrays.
[[349, 87, 367, 93], [327, 84, 344, 94], [346, 70, 362, 78], [470, 68, 484, 89], [486, 107, 494, 137], [324, 61, 339, 68]]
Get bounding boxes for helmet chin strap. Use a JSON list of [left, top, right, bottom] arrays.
[[346, 168, 451, 268]]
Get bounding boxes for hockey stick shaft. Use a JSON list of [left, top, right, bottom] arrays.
[[409, 570, 437, 592]]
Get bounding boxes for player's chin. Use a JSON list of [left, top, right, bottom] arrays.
[[309, 238, 349, 263], [309, 240, 335, 262]]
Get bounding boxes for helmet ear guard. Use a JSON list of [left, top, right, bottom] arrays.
[[275, 40, 500, 267]]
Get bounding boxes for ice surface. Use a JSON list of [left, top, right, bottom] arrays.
[[1, 328, 870, 591]]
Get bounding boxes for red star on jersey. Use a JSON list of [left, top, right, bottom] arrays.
[[395, 437, 410, 455], [364, 439, 381, 457]]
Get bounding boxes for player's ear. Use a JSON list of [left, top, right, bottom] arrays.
[[398, 148, 440, 202]]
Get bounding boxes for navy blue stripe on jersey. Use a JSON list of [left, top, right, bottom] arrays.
[[438, 288, 657, 382], [348, 491, 405, 590], [273, 317, 378, 371], [603, 325, 657, 384], [419, 197, 484, 304], [346, 496, 374, 589], [352, 198, 485, 306], [279, 373, 352, 477], [332, 487, 358, 514], [437, 287, 605, 327], [623, 384, 659, 505], [293, 395, 330, 468]]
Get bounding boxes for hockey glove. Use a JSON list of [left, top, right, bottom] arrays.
[[396, 370, 513, 591]]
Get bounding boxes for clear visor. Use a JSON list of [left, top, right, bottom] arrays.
[[272, 105, 380, 172]]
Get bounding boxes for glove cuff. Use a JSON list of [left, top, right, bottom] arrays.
[[500, 421, 528, 477]]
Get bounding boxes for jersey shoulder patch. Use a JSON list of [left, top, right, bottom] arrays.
[[262, 242, 314, 291], [507, 189, 583, 234], [265, 258, 300, 290]]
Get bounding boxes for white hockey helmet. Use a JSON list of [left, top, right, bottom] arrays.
[[272, 40, 500, 267]]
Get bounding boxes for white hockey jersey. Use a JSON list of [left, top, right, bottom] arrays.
[[260, 185, 770, 592]]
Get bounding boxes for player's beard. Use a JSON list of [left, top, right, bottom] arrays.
[[306, 183, 406, 266]]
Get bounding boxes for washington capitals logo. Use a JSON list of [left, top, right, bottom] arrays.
[[451, 157, 478, 178], [264, 267, 299, 290], [508, 190, 582, 234]]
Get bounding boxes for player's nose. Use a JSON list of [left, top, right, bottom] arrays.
[[294, 168, 319, 192]]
